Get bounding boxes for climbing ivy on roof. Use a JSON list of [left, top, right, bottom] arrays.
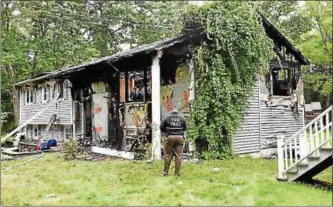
[[183, 2, 274, 159]]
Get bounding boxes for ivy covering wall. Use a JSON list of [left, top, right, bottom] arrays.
[[183, 2, 274, 159]]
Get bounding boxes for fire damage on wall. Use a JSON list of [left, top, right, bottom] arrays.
[[63, 34, 200, 158]]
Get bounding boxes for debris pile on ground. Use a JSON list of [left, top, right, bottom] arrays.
[[75, 153, 114, 162], [183, 158, 201, 165], [77, 137, 92, 154], [264, 152, 278, 159]]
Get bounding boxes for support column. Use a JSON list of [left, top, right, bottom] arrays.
[[72, 100, 76, 139], [189, 58, 195, 102], [151, 51, 162, 160], [188, 57, 195, 153]]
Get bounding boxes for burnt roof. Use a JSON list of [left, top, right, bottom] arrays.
[[14, 14, 310, 86], [14, 32, 200, 86], [259, 12, 310, 65]]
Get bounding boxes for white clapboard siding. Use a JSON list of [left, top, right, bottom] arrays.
[[233, 78, 305, 154], [20, 85, 72, 125], [233, 81, 260, 154], [25, 124, 70, 141], [260, 104, 304, 149]]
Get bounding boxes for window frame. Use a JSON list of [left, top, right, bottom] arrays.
[[32, 125, 38, 138], [63, 81, 68, 100], [64, 126, 73, 139], [25, 88, 33, 105], [42, 85, 50, 103]]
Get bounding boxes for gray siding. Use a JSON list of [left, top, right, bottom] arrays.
[[19, 83, 72, 125], [233, 81, 260, 154], [233, 80, 305, 154], [25, 124, 71, 141], [260, 104, 304, 149]]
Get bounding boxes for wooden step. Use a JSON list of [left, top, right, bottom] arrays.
[[276, 176, 288, 182], [308, 155, 321, 159], [287, 169, 298, 174], [320, 147, 332, 151], [297, 162, 308, 167]]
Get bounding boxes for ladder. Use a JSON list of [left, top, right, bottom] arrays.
[[1, 94, 61, 142], [40, 114, 57, 140]]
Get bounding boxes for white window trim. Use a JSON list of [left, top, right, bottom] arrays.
[[42, 86, 50, 103], [63, 81, 68, 100], [25, 88, 33, 105], [33, 88, 37, 103], [51, 83, 56, 99]]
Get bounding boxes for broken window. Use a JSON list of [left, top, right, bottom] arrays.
[[119, 69, 151, 103], [128, 71, 145, 102], [272, 68, 293, 96]]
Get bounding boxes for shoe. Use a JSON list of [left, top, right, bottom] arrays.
[[175, 172, 180, 177], [163, 172, 168, 176]]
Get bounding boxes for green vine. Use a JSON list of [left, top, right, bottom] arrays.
[[183, 2, 274, 159]]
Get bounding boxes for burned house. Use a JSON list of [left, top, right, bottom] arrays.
[[11, 14, 310, 158]]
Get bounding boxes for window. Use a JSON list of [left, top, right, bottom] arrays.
[[63, 81, 68, 99], [126, 71, 146, 103], [33, 125, 38, 138], [25, 88, 33, 105], [64, 126, 73, 139], [52, 83, 55, 99], [57, 82, 63, 99], [42, 86, 50, 102], [21, 90, 26, 105], [33, 88, 37, 103]]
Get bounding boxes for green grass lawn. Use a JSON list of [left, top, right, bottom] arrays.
[[1, 153, 332, 206]]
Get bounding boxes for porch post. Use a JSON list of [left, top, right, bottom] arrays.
[[189, 58, 195, 101], [151, 51, 162, 160]]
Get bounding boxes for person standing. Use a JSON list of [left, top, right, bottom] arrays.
[[160, 107, 187, 176]]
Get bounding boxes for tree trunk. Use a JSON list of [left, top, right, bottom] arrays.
[[12, 86, 20, 126]]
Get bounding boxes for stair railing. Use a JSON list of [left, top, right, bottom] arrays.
[[1, 94, 61, 142], [277, 105, 332, 180]]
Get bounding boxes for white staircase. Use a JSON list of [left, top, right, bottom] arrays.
[[1, 94, 61, 142], [277, 105, 332, 182]]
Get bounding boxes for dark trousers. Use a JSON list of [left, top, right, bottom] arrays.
[[163, 135, 184, 175]]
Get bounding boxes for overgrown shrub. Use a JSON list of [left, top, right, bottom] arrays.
[[183, 2, 274, 159], [63, 139, 78, 160]]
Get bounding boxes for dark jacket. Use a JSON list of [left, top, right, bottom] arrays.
[[160, 112, 187, 136]]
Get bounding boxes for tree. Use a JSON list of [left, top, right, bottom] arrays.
[[0, 0, 189, 133], [257, 1, 332, 108], [297, 1, 332, 107], [256, 1, 312, 45]]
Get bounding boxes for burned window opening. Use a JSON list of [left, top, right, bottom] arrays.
[[266, 42, 302, 97]]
